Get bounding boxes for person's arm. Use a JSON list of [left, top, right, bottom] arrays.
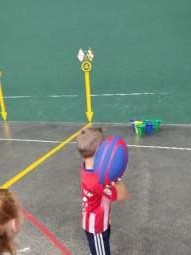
[[96, 182, 118, 201], [112, 179, 129, 201], [95, 179, 129, 201]]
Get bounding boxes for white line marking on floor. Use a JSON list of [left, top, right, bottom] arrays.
[[0, 138, 60, 144], [0, 138, 191, 151], [128, 144, 191, 151]]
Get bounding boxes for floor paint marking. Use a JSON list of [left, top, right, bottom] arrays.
[[0, 138, 60, 144], [0, 123, 91, 189], [1, 137, 190, 151], [22, 208, 71, 255], [128, 144, 191, 151]]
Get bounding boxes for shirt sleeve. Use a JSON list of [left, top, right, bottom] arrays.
[[95, 183, 117, 201]]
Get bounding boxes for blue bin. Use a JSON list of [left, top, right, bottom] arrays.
[[145, 122, 153, 135]]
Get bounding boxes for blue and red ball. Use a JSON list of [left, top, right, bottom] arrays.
[[94, 135, 128, 184]]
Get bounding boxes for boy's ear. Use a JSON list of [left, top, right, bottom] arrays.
[[10, 219, 17, 232]]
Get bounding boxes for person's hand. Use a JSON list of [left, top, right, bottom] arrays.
[[112, 180, 129, 201]]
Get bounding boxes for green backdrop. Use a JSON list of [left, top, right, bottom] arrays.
[[0, 0, 191, 123]]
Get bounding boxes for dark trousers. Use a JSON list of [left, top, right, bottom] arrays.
[[85, 226, 111, 255]]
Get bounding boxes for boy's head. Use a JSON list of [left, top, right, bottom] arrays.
[[77, 127, 104, 159]]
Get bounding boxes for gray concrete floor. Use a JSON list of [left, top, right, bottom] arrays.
[[0, 122, 191, 255]]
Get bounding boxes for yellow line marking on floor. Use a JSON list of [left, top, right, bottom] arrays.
[[1, 123, 91, 189]]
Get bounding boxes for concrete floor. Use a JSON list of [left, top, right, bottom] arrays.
[[0, 122, 191, 255]]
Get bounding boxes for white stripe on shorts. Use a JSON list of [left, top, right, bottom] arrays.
[[82, 212, 86, 229], [99, 234, 106, 255], [94, 234, 106, 255], [89, 213, 96, 233]]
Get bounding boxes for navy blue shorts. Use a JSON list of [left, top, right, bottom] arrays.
[[85, 226, 111, 255]]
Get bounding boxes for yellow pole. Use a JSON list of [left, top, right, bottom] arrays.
[[0, 71, 7, 121], [84, 72, 93, 118], [81, 60, 94, 122]]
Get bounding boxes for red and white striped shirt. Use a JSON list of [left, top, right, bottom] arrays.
[[81, 166, 117, 234]]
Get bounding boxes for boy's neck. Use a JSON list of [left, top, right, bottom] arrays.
[[84, 157, 94, 169]]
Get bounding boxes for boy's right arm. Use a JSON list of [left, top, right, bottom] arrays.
[[112, 180, 129, 201]]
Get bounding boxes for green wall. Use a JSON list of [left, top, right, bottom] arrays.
[[0, 0, 191, 123]]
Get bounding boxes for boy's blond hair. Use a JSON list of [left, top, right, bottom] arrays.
[[77, 127, 104, 158]]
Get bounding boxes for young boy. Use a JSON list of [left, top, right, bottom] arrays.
[[77, 127, 129, 255]]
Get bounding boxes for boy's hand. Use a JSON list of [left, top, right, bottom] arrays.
[[112, 179, 129, 201]]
